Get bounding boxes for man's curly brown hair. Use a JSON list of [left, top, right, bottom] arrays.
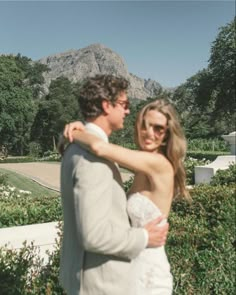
[[78, 74, 129, 119]]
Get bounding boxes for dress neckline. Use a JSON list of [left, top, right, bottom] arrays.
[[128, 192, 161, 212]]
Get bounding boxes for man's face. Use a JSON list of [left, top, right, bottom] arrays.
[[108, 91, 130, 131]]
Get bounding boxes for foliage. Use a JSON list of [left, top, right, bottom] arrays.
[[0, 242, 44, 295], [0, 192, 61, 228], [186, 150, 229, 161], [187, 138, 228, 152], [210, 164, 236, 186], [0, 170, 61, 228], [123, 175, 134, 193], [31, 77, 80, 152], [14, 53, 49, 98], [28, 142, 42, 158], [0, 54, 48, 156], [0, 172, 8, 185], [0, 225, 66, 295], [167, 184, 235, 294], [0, 157, 36, 164], [172, 18, 236, 138], [38, 150, 61, 162], [208, 17, 236, 119], [0, 55, 36, 155]]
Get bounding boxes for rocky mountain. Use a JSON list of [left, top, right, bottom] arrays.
[[38, 43, 163, 100]]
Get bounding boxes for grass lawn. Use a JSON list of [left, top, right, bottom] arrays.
[[0, 168, 58, 198]]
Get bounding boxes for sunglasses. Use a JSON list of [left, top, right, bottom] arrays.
[[142, 121, 168, 135], [153, 124, 168, 135], [115, 100, 130, 110]]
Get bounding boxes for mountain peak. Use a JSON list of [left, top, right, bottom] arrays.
[[38, 44, 162, 100]]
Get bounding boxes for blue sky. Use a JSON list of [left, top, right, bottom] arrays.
[[0, 0, 234, 87]]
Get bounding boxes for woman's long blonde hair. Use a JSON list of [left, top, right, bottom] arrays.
[[135, 99, 190, 200]]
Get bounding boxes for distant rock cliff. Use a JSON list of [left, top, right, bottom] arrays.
[[38, 43, 163, 100]]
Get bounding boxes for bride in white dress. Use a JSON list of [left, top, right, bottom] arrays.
[[63, 99, 190, 294]]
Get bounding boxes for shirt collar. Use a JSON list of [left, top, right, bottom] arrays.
[[85, 122, 109, 143]]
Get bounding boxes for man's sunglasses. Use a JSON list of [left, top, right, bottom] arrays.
[[115, 100, 130, 110]]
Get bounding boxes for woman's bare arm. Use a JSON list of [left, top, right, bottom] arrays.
[[72, 130, 170, 176]]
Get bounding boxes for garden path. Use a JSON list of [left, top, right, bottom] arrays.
[[0, 162, 60, 191], [0, 162, 132, 192]]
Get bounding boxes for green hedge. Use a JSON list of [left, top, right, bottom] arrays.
[[0, 227, 66, 295], [187, 150, 230, 161], [210, 164, 236, 186], [0, 195, 62, 228], [167, 184, 235, 294], [0, 157, 36, 164]]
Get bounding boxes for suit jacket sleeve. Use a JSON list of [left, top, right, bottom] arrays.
[[72, 152, 146, 260]]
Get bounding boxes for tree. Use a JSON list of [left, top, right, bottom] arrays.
[[208, 17, 235, 117], [172, 18, 236, 138], [0, 55, 37, 155], [15, 54, 49, 98], [31, 77, 80, 152]]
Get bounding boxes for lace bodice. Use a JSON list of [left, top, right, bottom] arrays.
[[127, 192, 166, 228], [127, 192, 173, 295]]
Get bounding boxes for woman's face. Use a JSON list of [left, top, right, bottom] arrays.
[[138, 109, 168, 152]]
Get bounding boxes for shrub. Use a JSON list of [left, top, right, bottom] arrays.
[[187, 138, 229, 152], [0, 172, 8, 186], [167, 184, 235, 294], [0, 186, 62, 228], [123, 175, 134, 193], [210, 164, 236, 186], [0, 224, 66, 295], [0, 157, 35, 164], [28, 142, 42, 158], [38, 150, 61, 162], [187, 150, 229, 161]]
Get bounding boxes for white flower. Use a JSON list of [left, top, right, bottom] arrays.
[[3, 191, 10, 197], [18, 189, 31, 195], [8, 186, 16, 192]]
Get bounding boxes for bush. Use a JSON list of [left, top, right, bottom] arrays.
[[167, 184, 235, 294], [28, 142, 42, 158], [210, 164, 236, 186], [38, 150, 61, 162], [0, 224, 66, 295], [0, 193, 62, 228], [187, 150, 229, 161], [123, 175, 134, 193], [0, 179, 62, 228], [0, 172, 8, 186], [187, 138, 229, 152], [0, 157, 36, 164]]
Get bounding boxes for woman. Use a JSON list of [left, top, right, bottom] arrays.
[[63, 99, 190, 294]]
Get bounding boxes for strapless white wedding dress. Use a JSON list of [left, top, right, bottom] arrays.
[[127, 192, 173, 295]]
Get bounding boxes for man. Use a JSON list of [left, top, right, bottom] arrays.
[[59, 74, 168, 295]]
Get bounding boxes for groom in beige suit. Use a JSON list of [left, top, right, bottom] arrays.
[[59, 75, 168, 295]]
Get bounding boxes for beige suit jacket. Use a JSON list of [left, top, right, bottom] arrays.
[[59, 127, 146, 295]]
